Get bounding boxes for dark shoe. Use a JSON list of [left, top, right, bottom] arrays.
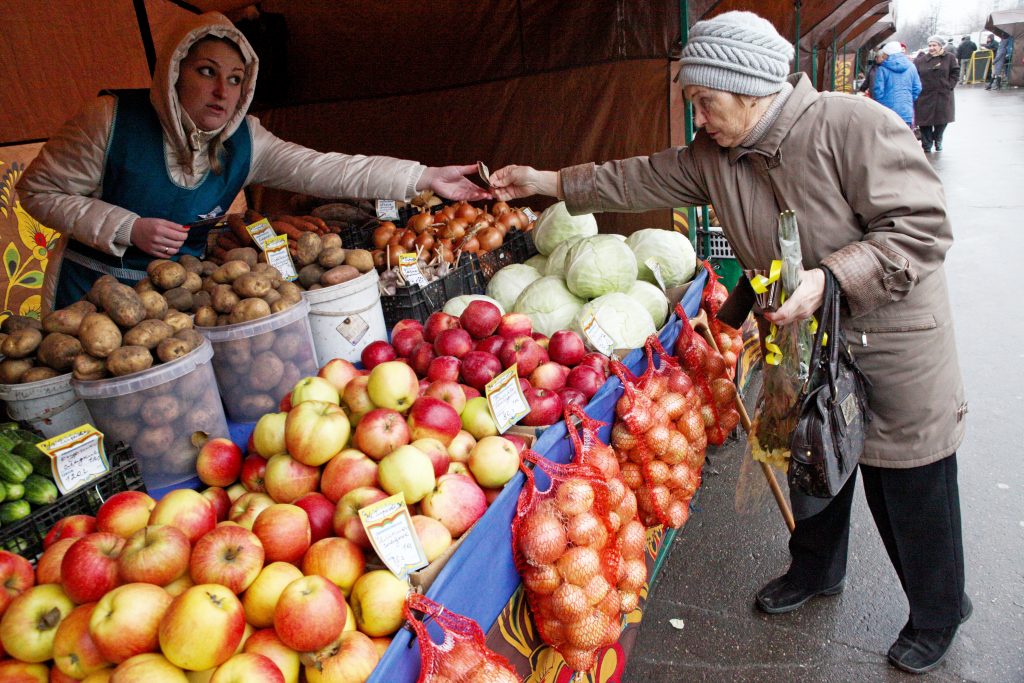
[[755, 575, 845, 615], [888, 595, 972, 674], [922, 145, 932, 153], [935, 142, 943, 151]]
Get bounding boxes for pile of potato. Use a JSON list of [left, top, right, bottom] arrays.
[[292, 232, 375, 290]]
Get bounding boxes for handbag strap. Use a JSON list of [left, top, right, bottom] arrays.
[[803, 267, 837, 393]]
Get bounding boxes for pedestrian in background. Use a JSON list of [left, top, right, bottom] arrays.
[[982, 34, 1000, 86], [956, 35, 977, 83], [872, 41, 922, 127], [989, 36, 1014, 90], [857, 49, 884, 96], [915, 36, 959, 152]]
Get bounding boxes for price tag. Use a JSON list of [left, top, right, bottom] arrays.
[[262, 234, 298, 281], [36, 424, 110, 494], [580, 311, 616, 357], [398, 252, 428, 287], [645, 257, 668, 291], [244, 218, 278, 250], [522, 207, 538, 222], [375, 200, 400, 221], [359, 493, 428, 580], [485, 364, 530, 433]]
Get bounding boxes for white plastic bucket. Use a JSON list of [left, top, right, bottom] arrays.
[[303, 269, 387, 367], [0, 372, 94, 438]]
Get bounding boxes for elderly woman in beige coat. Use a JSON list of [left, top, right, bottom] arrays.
[[492, 10, 968, 676]]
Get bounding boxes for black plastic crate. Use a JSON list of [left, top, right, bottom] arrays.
[[0, 442, 145, 561], [474, 229, 539, 281], [381, 257, 486, 328]]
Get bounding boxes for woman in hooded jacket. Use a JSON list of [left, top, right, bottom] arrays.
[[914, 36, 960, 152], [871, 41, 922, 126], [18, 12, 489, 308]]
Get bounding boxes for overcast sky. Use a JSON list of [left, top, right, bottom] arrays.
[[897, 0, 996, 29]]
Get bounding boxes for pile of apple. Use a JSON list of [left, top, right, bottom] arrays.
[[361, 299, 612, 429]]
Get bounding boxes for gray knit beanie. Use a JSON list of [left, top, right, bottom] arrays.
[[679, 11, 795, 97]]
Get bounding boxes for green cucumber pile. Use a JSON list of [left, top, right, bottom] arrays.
[[0, 423, 58, 526]]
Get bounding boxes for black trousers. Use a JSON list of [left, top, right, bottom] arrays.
[[785, 454, 966, 630], [920, 124, 948, 148]]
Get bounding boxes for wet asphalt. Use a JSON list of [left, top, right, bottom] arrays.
[[623, 84, 1024, 683]]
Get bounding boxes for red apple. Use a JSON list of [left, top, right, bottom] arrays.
[[303, 631, 380, 683], [226, 482, 247, 502], [496, 312, 532, 339], [391, 319, 424, 338], [424, 379, 467, 415], [459, 351, 502, 391], [159, 584, 245, 671], [61, 533, 124, 603], [243, 629, 300, 683], [548, 330, 586, 366], [366, 361, 420, 413], [433, 328, 473, 359], [301, 537, 365, 596], [333, 487, 389, 550], [241, 562, 304, 629], [390, 326, 424, 358], [474, 335, 505, 356], [422, 312, 459, 342], [210, 652, 284, 683], [279, 393, 292, 412], [0, 661, 50, 682], [273, 575, 347, 653], [0, 550, 34, 614], [149, 489, 216, 545], [228, 492, 275, 530], [410, 515, 452, 562], [420, 474, 487, 538], [319, 450, 378, 503], [240, 454, 268, 493], [483, 486, 504, 504], [95, 491, 156, 539], [252, 504, 310, 565], [558, 386, 588, 408], [189, 525, 264, 594], [459, 300, 502, 339], [353, 408, 410, 461], [406, 396, 462, 446], [499, 336, 548, 376], [118, 525, 191, 586], [293, 493, 335, 543], [461, 383, 482, 399], [579, 352, 610, 377], [518, 377, 532, 393], [342, 375, 374, 421], [408, 341, 436, 378], [52, 603, 108, 679], [467, 436, 521, 489], [531, 332, 549, 349], [0, 583, 75, 663], [35, 538, 76, 586], [196, 438, 244, 488], [410, 438, 450, 478], [521, 387, 564, 426], [360, 340, 397, 370], [264, 454, 321, 504], [108, 652, 183, 681], [285, 401, 351, 467], [426, 355, 461, 383], [89, 582, 172, 664], [529, 361, 570, 391], [202, 487, 232, 522], [446, 430, 477, 463], [566, 364, 604, 399], [317, 358, 361, 394], [504, 433, 529, 454], [44, 515, 96, 549]]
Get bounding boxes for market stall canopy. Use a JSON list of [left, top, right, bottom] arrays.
[[986, 9, 1024, 86]]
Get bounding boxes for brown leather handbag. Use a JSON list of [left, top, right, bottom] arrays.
[[788, 267, 870, 498]]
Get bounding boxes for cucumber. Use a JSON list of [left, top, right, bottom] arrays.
[[12, 429, 43, 444], [14, 443, 52, 478], [23, 474, 58, 506], [0, 453, 30, 484], [4, 482, 23, 501], [0, 500, 30, 524], [0, 480, 6, 504]]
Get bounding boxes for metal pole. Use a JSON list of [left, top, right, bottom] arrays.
[[794, 1, 802, 72], [812, 46, 818, 89], [854, 48, 860, 89], [680, 0, 698, 251], [830, 29, 837, 91], [841, 40, 847, 91]]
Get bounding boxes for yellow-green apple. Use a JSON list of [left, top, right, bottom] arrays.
[[333, 487, 389, 549], [460, 397, 498, 439], [353, 408, 410, 461], [468, 436, 521, 489], [410, 515, 452, 562], [89, 583, 172, 663], [369, 636, 391, 660], [0, 549, 34, 612], [241, 562, 303, 628], [0, 583, 75, 662], [460, 351, 503, 391], [411, 437, 450, 477], [378, 445, 436, 504], [301, 537, 365, 596], [61, 533, 125, 603], [360, 340, 397, 370], [243, 629, 299, 683], [420, 473, 488, 538], [460, 300, 501, 339], [0, 661, 50, 682], [52, 603, 108, 678], [320, 450, 378, 503], [159, 584, 245, 671], [285, 401, 350, 467], [425, 379, 467, 414], [239, 454, 267, 493], [447, 430, 477, 464], [496, 312, 532, 339], [251, 504, 310, 565], [348, 570, 408, 637], [292, 493, 334, 543], [149, 490, 216, 545], [475, 334, 505, 356], [225, 483, 247, 503], [195, 438, 243, 488], [189, 525, 265, 594], [447, 462, 470, 476], [433, 328, 473, 359], [117, 525, 191, 586], [209, 652, 283, 683], [290, 376, 340, 406], [427, 355, 461, 383], [391, 325, 424, 359], [95, 492, 156, 539], [422, 311, 459, 342], [162, 573, 195, 598], [110, 652, 187, 682], [227, 492, 275, 530], [406, 396, 461, 446], [273, 576, 347, 653], [318, 358, 361, 395], [44, 515, 96, 549], [201, 487, 232, 522], [548, 329, 586, 366], [408, 340, 436, 377], [344, 602, 356, 631], [366, 361, 419, 413], [341, 375, 373, 423], [263, 454, 320, 503], [304, 631, 379, 683], [252, 412, 287, 458], [520, 386, 563, 427], [36, 537, 76, 585]]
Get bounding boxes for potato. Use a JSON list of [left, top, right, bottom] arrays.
[[249, 351, 285, 391], [42, 308, 85, 336], [155, 337, 191, 363], [212, 260, 250, 284], [298, 264, 324, 289], [277, 281, 303, 304], [124, 319, 175, 349], [146, 259, 172, 276], [67, 300, 97, 315], [111, 392, 143, 418], [211, 285, 240, 314], [72, 353, 107, 381], [37, 333, 83, 371], [262, 289, 282, 307], [252, 263, 283, 287], [174, 328, 205, 350], [106, 346, 153, 377], [178, 365, 210, 400], [217, 315, 231, 326], [295, 233, 323, 267], [181, 271, 203, 294], [236, 394, 277, 421], [21, 367, 60, 383], [86, 275, 119, 308], [321, 233, 343, 251], [132, 424, 174, 459], [345, 249, 375, 273], [194, 306, 218, 328], [219, 338, 252, 365], [202, 276, 219, 294], [308, 284, 322, 291], [101, 284, 147, 328], [164, 311, 192, 334], [318, 247, 346, 269], [78, 313, 121, 358], [179, 254, 203, 274], [0, 358, 34, 384], [182, 404, 221, 434], [232, 272, 273, 299], [134, 278, 156, 294], [225, 248, 259, 268], [272, 331, 307, 358], [200, 260, 219, 277], [103, 418, 139, 443], [275, 361, 304, 400], [141, 395, 182, 425], [192, 289, 212, 311], [163, 287, 194, 313], [228, 298, 271, 324], [1, 327, 42, 359], [150, 261, 187, 290], [320, 265, 360, 287], [139, 290, 169, 320], [270, 299, 297, 314]]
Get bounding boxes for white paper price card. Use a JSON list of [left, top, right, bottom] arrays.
[[485, 364, 531, 433], [37, 424, 110, 495], [263, 234, 298, 281], [580, 311, 616, 357], [245, 218, 278, 250], [375, 199, 400, 221], [522, 207, 538, 223], [645, 257, 668, 291], [359, 493, 428, 580], [399, 252, 428, 287]]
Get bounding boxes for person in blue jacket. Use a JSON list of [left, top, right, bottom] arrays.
[[872, 41, 922, 127]]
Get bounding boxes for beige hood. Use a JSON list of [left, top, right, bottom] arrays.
[[150, 12, 259, 159]]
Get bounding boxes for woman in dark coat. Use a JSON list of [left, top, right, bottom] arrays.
[[915, 35, 960, 152]]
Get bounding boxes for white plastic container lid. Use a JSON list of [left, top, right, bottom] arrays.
[[72, 338, 215, 399], [302, 269, 378, 305], [196, 298, 311, 342], [0, 370, 75, 401]]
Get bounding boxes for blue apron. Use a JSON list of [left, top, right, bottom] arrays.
[[55, 89, 251, 308]]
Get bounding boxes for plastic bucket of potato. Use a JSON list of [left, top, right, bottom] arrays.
[[72, 339, 227, 491], [196, 298, 318, 422], [303, 269, 387, 367], [0, 373, 94, 438]]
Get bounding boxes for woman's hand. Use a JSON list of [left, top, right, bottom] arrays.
[[131, 218, 188, 258], [418, 165, 492, 201], [489, 166, 560, 201], [763, 267, 826, 326]]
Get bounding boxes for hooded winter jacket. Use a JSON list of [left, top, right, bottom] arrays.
[[872, 53, 922, 125]]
